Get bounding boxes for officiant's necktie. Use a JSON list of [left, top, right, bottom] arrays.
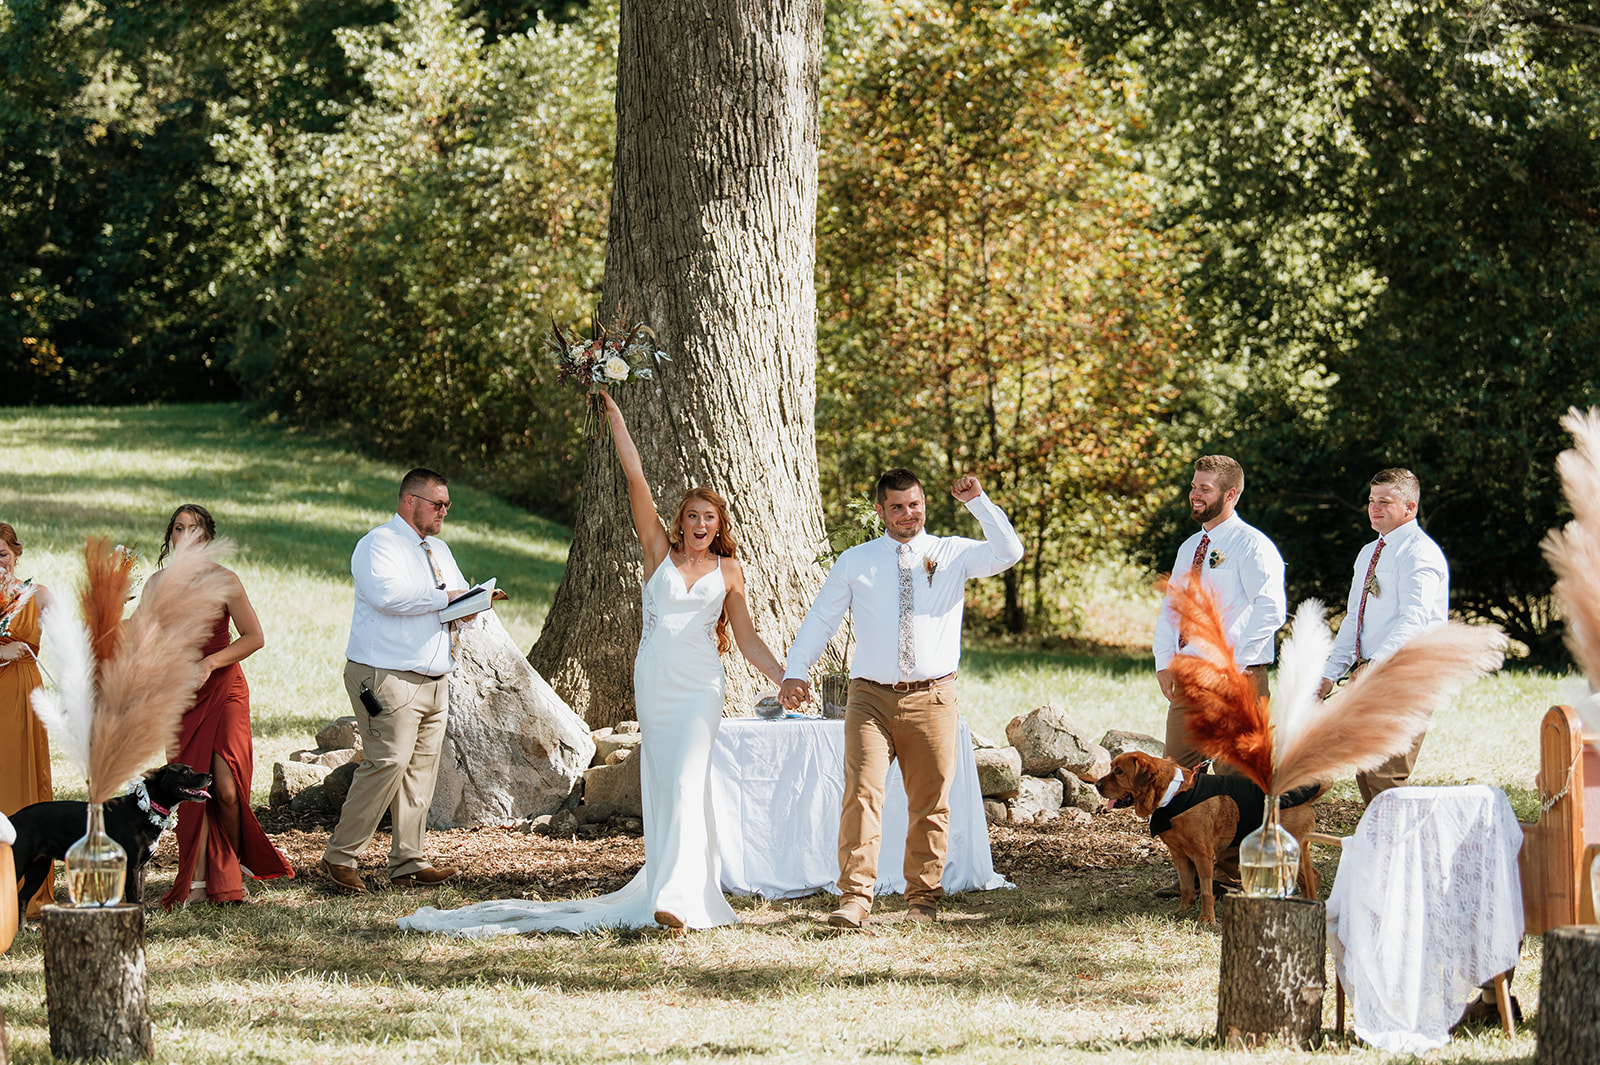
[[1355, 537, 1386, 660], [1177, 533, 1210, 650], [422, 540, 461, 661], [897, 542, 916, 675]]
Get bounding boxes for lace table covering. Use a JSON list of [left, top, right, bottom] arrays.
[[1325, 784, 1524, 1052]]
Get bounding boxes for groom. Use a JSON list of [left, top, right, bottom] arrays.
[[779, 469, 1023, 928]]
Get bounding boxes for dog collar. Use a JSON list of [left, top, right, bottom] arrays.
[[134, 780, 179, 832], [1155, 766, 1185, 810]]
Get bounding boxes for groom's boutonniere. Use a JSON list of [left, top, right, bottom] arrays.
[[1208, 549, 1225, 569], [924, 557, 938, 585]]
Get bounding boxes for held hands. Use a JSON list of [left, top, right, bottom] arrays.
[[778, 677, 811, 710], [950, 475, 982, 503], [0, 642, 26, 663]]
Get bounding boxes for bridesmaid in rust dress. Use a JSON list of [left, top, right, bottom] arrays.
[[0, 521, 54, 918], [151, 506, 293, 908]]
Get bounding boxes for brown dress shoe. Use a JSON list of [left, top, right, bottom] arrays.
[[317, 858, 367, 894], [390, 864, 457, 889], [828, 899, 871, 929], [654, 910, 687, 933]]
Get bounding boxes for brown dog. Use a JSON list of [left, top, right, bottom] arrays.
[[1096, 751, 1321, 924]]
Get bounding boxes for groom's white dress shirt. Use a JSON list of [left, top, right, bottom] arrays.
[[1152, 512, 1286, 671], [1322, 518, 1448, 682], [784, 493, 1023, 685]]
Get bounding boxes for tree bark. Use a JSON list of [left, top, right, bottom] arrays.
[[1216, 895, 1326, 1049], [41, 905, 153, 1061], [1536, 925, 1600, 1065], [530, 0, 827, 728]]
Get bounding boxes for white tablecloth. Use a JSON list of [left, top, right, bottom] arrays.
[[1326, 785, 1524, 1053], [710, 717, 1011, 898]]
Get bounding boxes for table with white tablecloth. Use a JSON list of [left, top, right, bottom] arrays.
[[709, 717, 1011, 899]]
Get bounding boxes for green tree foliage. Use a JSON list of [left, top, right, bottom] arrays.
[[236, 0, 617, 517], [1056, 0, 1600, 660], [0, 0, 392, 402], [817, 0, 1188, 632]]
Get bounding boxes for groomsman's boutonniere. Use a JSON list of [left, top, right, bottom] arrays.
[[1365, 574, 1381, 598], [1208, 549, 1225, 569], [924, 557, 938, 585]]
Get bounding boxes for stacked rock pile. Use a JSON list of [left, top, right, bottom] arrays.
[[972, 703, 1164, 825]]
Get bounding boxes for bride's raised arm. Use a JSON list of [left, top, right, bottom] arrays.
[[596, 390, 671, 575]]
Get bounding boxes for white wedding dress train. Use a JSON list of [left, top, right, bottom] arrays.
[[398, 558, 738, 936]]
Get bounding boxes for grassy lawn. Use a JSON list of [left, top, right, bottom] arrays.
[[0, 403, 569, 796], [0, 403, 1574, 1063]]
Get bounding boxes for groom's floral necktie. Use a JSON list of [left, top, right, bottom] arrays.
[[897, 542, 916, 675]]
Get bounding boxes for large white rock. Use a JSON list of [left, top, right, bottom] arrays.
[[270, 761, 330, 807], [429, 611, 595, 828], [1005, 704, 1102, 776], [1099, 729, 1165, 760], [1010, 775, 1064, 824], [581, 755, 643, 822], [974, 746, 1024, 797]]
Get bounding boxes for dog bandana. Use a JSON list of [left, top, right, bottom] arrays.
[[134, 779, 180, 845]]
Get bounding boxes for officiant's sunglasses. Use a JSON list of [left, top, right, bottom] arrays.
[[410, 493, 451, 514]]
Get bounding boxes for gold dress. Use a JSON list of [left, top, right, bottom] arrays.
[[0, 589, 53, 917]]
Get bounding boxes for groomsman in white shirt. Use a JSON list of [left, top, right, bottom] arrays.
[[1318, 468, 1449, 803], [779, 469, 1023, 929], [1153, 455, 1288, 771]]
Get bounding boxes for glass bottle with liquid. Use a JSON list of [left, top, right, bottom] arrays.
[[64, 801, 128, 906], [1239, 793, 1300, 898]]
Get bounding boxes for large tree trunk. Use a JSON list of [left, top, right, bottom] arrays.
[[530, 0, 827, 728]]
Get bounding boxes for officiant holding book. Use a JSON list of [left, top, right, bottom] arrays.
[[317, 467, 483, 894]]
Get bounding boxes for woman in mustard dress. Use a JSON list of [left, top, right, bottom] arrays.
[[0, 522, 54, 918]]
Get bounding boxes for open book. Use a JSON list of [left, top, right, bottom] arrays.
[[440, 578, 501, 624]]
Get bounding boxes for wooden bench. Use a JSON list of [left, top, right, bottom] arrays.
[[1518, 705, 1600, 935]]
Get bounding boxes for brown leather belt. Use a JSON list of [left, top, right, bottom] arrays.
[[860, 672, 955, 694]]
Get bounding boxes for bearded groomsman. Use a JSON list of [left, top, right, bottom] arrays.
[[1153, 455, 1288, 772], [1318, 468, 1449, 803], [779, 469, 1022, 930]]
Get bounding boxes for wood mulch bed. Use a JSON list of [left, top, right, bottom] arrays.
[[144, 796, 1364, 901]]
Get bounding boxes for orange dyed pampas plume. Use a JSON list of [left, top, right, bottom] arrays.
[[1163, 574, 1506, 796]]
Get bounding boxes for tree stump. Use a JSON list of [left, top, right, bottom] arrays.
[[1536, 925, 1600, 1064], [40, 905, 153, 1061], [1217, 895, 1326, 1049]]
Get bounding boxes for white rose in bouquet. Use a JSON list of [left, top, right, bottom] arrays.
[[603, 355, 631, 382]]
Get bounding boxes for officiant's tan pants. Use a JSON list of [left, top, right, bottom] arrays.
[[838, 677, 959, 910], [323, 661, 448, 878]]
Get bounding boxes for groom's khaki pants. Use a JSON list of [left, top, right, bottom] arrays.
[[838, 676, 959, 910], [323, 660, 449, 878]]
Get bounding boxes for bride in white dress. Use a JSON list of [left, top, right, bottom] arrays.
[[399, 390, 785, 936]]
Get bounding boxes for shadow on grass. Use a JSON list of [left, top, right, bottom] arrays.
[[961, 642, 1148, 680], [1, 404, 570, 617]]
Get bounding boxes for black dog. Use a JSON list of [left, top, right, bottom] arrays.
[[10, 762, 213, 910]]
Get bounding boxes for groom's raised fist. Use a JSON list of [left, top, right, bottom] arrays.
[[950, 475, 981, 503]]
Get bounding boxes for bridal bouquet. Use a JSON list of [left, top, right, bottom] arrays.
[[545, 310, 668, 389]]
